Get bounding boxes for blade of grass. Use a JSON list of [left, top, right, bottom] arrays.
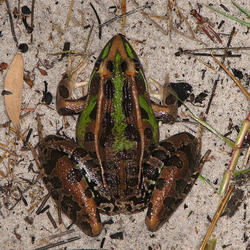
[[167, 88, 235, 148], [232, 0, 250, 18], [233, 168, 250, 177], [206, 5, 250, 28]]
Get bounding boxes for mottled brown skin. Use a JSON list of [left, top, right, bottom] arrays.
[[38, 34, 201, 236]]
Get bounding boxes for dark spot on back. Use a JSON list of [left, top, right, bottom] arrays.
[[144, 127, 153, 139], [140, 107, 149, 119], [159, 141, 175, 153], [89, 104, 97, 120], [142, 162, 159, 180], [43, 176, 49, 184], [122, 81, 133, 117], [90, 74, 100, 96], [127, 177, 138, 187], [99, 132, 114, 147], [168, 155, 183, 169], [135, 74, 146, 94], [124, 124, 140, 141], [104, 172, 117, 188], [163, 196, 175, 208], [67, 168, 83, 183], [85, 187, 93, 198], [89, 151, 97, 159], [71, 148, 88, 162], [175, 179, 187, 194], [43, 150, 67, 175], [104, 79, 114, 99], [127, 163, 139, 176], [102, 112, 114, 129], [152, 149, 166, 161], [156, 178, 166, 190], [85, 132, 95, 142], [51, 190, 60, 200], [50, 176, 63, 189]]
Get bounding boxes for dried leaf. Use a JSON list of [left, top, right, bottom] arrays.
[[24, 73, 34, 88], [37, 67, 48, 76], [4, 52, 24, 134]]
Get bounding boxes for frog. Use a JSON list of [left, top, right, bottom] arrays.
[[38, 34, 200, 237]]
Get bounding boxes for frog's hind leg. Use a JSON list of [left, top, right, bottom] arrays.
[[145, 132, 200, 232], [38, 135, 102, 236]]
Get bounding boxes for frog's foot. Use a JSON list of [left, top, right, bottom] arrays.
[[56, 57, 88, 115], [145, 132, 200, 231], [149, 75, 178, 124], [38, 135, 102, 236]]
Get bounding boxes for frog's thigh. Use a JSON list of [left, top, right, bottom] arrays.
[[40, 138, 102, 236], [145, 132, 200, 232]]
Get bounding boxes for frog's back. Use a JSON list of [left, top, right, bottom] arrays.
[[75, 35, 158, 213]]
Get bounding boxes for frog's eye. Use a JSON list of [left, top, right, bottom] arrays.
[[107, 60, 114, 72], [121, 61, 127, 72], [94, 59, 102, 70], [133, 59, 140, 71]]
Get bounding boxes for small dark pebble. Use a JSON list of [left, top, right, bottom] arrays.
[[223, 188, 244, 218], [207, 215, 212, 223], [222, 244, 232, 248], [234, 125, 240, 133], [219, 4, 229, 12], [243, 232, 249, 243], [21, 6, 31, 15], [149, 234, 156, 238], [84, 24, 91, 29], [100, 237, 105, 248], [24, 216, 34, 225], [59, 42, 71, 61], [31, 235, 35, 244], [43, 92, 53, 105], [194, 91, 208, 104], [22, 17, 33, 33], [232, 68, 244, 80], [218, 20, 225, 29], [184, 203, 188, 209], [110, 231, 124, 240], [170, 82, 193, 106], [103, 218, 114, 225], [213, 178, 218, 185], [18, 43, 29, 53]]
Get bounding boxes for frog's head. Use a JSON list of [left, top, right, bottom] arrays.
[[94, 34, 143, 79]]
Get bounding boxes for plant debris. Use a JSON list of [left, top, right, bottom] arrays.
[[4, 52, 24, 134]]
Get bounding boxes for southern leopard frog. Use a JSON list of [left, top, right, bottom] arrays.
[[38, 34, 200, 236]]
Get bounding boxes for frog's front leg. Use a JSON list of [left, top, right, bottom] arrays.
[[149, 75, 178, 124], [38, 135, 102, 236], [145, 132, 200, 231], [56, 57, 88, 115]]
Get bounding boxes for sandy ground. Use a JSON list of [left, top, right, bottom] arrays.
[[0, 0, 249, 249]]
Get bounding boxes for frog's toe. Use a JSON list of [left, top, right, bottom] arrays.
[[77, 214, 102, 236]]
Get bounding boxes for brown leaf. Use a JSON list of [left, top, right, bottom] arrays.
[[37, 67, 48, 76], [4, 53, 24, 134]]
